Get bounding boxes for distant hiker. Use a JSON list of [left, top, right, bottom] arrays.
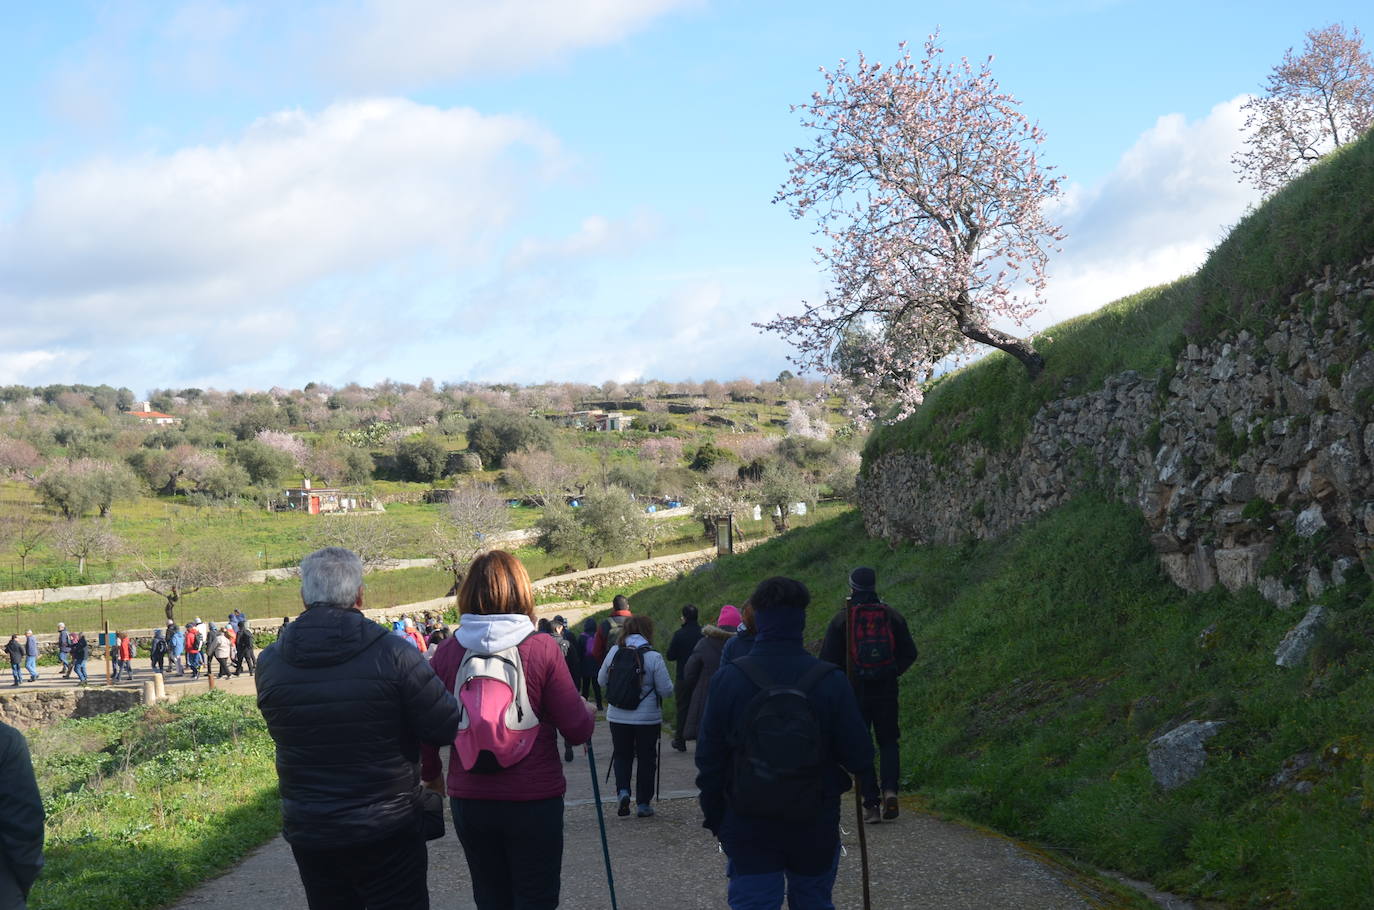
[[170, 624, 186, 676], [819, 565, 919, 823], [592, 594, 633, 663], [0, 719, 44, 908], [185, 622, 202, 679], [578, 617, 603, 709], [150, 629, 168, 674], [234, 623, 256, 676], [6, 635, 22, 687], [552, 615, 581, 762], [258, 546, 461, 910], [23, 631, 38, 682], [720, 602, 757, 666], [204, 623, 220, 674], [212, 625, 232, 678], [420, 549, 595, 909], [680, 604, 741, 743], [665, 604, 703, 751], [278, 616, 290, 637], [402, 618, 426, 652], [114, 632, 134, 681], [70, 633, 89, 685], [57, 623, 72, 678], [695, 576, 874, 909], [599, 614, 673, 818]]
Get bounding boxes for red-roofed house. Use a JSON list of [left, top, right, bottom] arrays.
[[128, 401, 182, 425]]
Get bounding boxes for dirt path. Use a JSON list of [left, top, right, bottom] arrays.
[[167, 713, 1138, 909]]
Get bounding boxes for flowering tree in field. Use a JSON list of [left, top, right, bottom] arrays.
[[761, 35, 1065, 417], [431, 483, 510, 595], [1233, 24, 1374, 193]]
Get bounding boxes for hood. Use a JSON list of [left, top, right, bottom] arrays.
[[455, 614, 534, 653], [755, 605, 805, 643], [153, 630, 164, 640], [278, 605, 389, 669], [702, 624, 737, 641], [623, 633, 649, 649]]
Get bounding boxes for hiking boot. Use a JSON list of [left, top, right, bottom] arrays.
[[883, 795, 899, 820], [863, 805, 882, 824], [617, 793, 631, 817], [671, 739, 687, 752], [564, 745, 574, 763], [636, 804, 655, 818]]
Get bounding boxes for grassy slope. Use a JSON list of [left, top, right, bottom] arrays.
[[866, 130, 1374, 462], [625, 502, 1374, 908]]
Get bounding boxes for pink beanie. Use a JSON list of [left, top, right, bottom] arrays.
[[717, 604, 742, 628]]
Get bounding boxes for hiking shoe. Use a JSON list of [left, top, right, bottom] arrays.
[[883, 796, 899, 820], [564, 745, 574, 763], [671, 739, 687, 752], [637, 804, 655, 818], [617, 793, 631, 817], [863, 805, 882, 824]]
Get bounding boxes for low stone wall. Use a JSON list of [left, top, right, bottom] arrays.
[[0, 687, 141, 731], [860, 258, 1374, 605]]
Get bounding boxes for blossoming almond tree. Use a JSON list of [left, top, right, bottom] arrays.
[[1232, 24, 1374, 193], [761, 35, 1065, 417]]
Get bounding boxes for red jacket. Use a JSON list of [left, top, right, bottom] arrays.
[[118, 638, 132, 661], [420, 630, 593, 801], [592, 610, 632, 663]]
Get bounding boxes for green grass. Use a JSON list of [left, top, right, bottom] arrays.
[[26, 692, 281, 910], [865, 129, 1374, 463], [622, 497, 1374, 908]]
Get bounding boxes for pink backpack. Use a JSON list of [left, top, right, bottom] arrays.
[[453, 630, 541, 773]]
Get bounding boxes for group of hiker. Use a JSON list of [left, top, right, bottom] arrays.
[[254, 544, 917, 910]]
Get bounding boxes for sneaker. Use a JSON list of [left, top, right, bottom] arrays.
[[863, 805, 882, 824], [883, 795, 899, 820], [636, 804, 654, 818], [617, 792, 631, 817]]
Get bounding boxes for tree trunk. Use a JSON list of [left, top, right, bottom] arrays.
[[956, 317, 1045, 379]]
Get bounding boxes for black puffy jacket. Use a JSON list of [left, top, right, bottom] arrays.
[[256, 605, 460, 849]]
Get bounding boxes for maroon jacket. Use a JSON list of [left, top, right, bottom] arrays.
[[420, 629, 594, 801]]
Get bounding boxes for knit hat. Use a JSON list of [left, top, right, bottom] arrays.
[[849, 566, 877, 593], [717, 604, 742, 628]]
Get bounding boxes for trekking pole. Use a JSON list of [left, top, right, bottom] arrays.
[[845, 597, 873, 910], [656, 732, 662, 802], [586, 742, 620, 910]]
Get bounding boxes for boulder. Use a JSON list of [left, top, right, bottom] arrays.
[[1275, 605, 1329, 668], [1295, 504, 1328, 539], [1148, 720, 1225, 790], [1258, 576, 1299, 608], [1214, 545, 1268, 592]]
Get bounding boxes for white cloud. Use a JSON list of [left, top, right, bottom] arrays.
[[1032, 96, 1263, 329], [0, 97, 561, 384], [326, 0, 698, 87]]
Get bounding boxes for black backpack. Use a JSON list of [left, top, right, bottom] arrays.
[[727, 658, 833, 823], [848, 602, 898, 681], [605, 644, 652, 710]]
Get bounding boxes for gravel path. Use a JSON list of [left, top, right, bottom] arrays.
[[167, 718, 1135, 909]]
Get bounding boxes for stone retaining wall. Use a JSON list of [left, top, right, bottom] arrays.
[[0, 687, 141, 731], [859, 258, 1374, 604]]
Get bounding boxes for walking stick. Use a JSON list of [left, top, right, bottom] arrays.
[[586, 741, 620, 910], [845, 598, 873, 910], [656, 732, 662, 802]]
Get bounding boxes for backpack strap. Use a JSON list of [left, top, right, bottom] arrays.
[[734, 657, 833, 696], [731, 656, 775, 692]]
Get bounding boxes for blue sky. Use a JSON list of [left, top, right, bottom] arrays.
[[1, 0, 1370, 394]]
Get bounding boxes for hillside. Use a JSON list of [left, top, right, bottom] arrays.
[[626, 502, 1374, 908]]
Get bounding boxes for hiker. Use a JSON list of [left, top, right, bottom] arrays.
[[70, 633, 89, 685], [23, 631, 38, 682], [665, 604, 703, 751], [257, 547, 461, 910], [234, 622, 256, 676], [0, 719, 44, 908], [150, 629, 168, 674], [212, 623, 233, 678], [6, 635, 23, 687], [819, 566, 919, 823], [185, 622, 202, 679], [721, 601, 757, 666], [278, 616, 290, 637], [170, 624, 186, 676], [549, 616, 581, 762], [696, 576, 874, 909], [402, 618, 426, 651], [578, 618, 603, 709], [591, 594, 633, 663], [680, 604, 741, 744], [114, 632, 134, 681], [57, 623, 73, 678], [599, 614, 673, 818], [420, 549, 595, 909]]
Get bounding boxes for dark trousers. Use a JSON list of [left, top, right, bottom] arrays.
[[215, 657, 230, 677], [858, 695, 900, 806], [673, 681, 695, 743], [151, 653, 165, 673], [290, 823, 429, 910], [580, 674, 602, 709], [451, 796, 563, 909], [720, 807, 842, 909], [609, 721, 659, 805], [235, 648, 256, 675]]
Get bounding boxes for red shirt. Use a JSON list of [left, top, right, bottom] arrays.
[[420, 631, 594, 801]]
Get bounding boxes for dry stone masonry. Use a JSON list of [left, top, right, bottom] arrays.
[[860, 258, 1374, 608]]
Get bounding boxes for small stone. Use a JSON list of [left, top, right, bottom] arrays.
[[1295, 504, 1328, 538], [1148, 720, 1226, 790], [1275, 605, 1330, 668], [1258, 576, 1299, 608]]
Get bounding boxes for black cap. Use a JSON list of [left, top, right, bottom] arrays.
[[849, 566, 877, 592]]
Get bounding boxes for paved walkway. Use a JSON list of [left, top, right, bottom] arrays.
[[166, 701, 1135, 909]]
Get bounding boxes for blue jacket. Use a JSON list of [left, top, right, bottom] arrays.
[[694, 606, 873, 835], [720, 626, 755, 666]]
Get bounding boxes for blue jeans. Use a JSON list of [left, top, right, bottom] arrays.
[[24, 656, 37, 680], [74, 659, 88, 683], [10, 663, 19, 685], [721, 810, 842, 910]]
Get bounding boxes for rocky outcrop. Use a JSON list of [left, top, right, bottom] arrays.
[[1274, 605, 1330, 668], [860, 258, 1374, 604], [1148, 720, 1226, 790]]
